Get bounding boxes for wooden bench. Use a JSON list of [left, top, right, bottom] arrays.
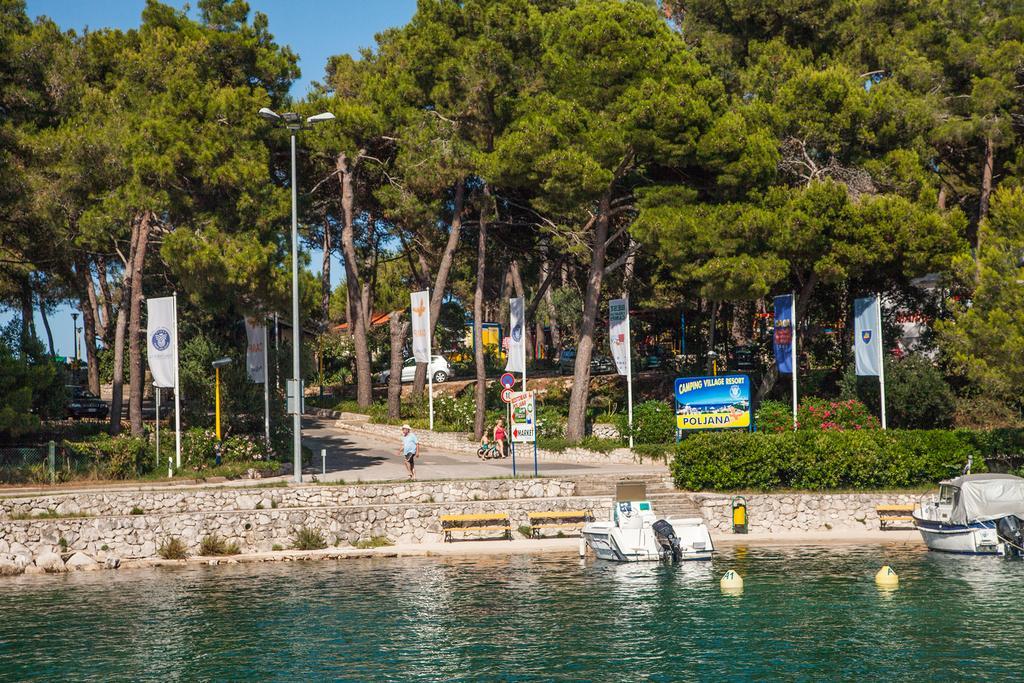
[[440, 513, 512, 542], [877, 505, 916, 530], [527, 510, 591, 538]]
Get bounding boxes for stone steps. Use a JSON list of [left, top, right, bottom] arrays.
[[573, 473, 676, 497]]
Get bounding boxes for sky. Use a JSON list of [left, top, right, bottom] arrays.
[[5, 0, 418, 360]]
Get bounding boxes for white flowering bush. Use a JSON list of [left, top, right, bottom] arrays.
[[434, 395, 476, 432]]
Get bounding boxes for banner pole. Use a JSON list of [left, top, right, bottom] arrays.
[[154, 385, 160, 468], [427, 289, 434, 432], [626, 298, 634, 449], [877, 293, 887, 430], [172, 292, 181, 471], [791, 291, 798, 431], [533, 436, 538, 477], [263, 322, 271, 447]]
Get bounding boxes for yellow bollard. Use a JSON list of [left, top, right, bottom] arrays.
[[875, 565, 899, 588], [720, 569, 744, 594]]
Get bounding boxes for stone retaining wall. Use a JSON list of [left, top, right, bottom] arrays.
[[0, 496, 612, 560], [0, 479, 578, 520], [692, 492, 921, 534], [334, 414, 640, 465]]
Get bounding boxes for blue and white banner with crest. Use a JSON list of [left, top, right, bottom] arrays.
[[505, 297, 525, 373], [854, 295, 882, 377]]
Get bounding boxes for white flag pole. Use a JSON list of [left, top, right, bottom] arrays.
[[427, 290, 434, 432], [263, 322, 271, 446], [625, 297, 634, 449], [172, 292, 181, 470], [876, 293, 887, 430], [522, 308, 527, 393], [791, 291, 798, 431]]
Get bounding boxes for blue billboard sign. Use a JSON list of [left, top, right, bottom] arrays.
[[674, 374, 752, 431]]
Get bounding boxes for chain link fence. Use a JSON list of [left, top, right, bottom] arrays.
[[0, 443, 94, 485]]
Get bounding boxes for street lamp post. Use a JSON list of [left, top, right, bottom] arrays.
[[211, 357, 232, 465], [258, 107, 335, 483], [70, 312, 79, 366]]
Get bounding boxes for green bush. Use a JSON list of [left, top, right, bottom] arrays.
[[65, 434, 149, 479], [292, 526, 327, 550], [671, 429, 989, 491], [221, 434, 269, 462], [199, 534, 241, 556], [840, 355, 955, 429], [535, 404, 566, 439], [756, 397, 879, 433], [618, 400, 675, 445], [158, 537, 188, 560], [433, 394, 475, 432], [181, 427, 217, 467]]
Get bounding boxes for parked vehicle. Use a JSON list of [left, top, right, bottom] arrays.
[[378, 356, 451, 384], [558, 349, 616, 375], [66, 386, 109, 419], [639, 346, 670, 370]]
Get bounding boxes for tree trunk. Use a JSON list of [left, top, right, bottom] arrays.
[[19, 275, 34, 350], [412, 178, 466, 396], [387, 311, 409, 420], [937, 185, 947, 211], [96, 255, 114, 345], [566, 203, 612, 441], [321, 219, 332, 328], [622, 236, 637, 296], [473, 200, 489, 439], [978, 134, 994, 224], [128, 212, 152, 437], [755, 272, 817, 404], [37, 293, 55, 357], [541, 255, 560, 350], [335, 151, 373, 407], [108, 222, 139, 436], [76, 258, 102, 394]]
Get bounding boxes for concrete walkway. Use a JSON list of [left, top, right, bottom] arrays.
[[299, 417, 667, 483]]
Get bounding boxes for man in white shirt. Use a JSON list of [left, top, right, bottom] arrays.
[[400, 424, 419, 480]]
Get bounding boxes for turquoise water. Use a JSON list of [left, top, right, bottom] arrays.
[[1, 544, 1021, 681]]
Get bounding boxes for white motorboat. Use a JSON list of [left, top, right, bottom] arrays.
[[582, 481, 714, 562], [913, 473, 1024, 557]]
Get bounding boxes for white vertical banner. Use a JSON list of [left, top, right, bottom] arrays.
[[147, 297, 177, 388], [609, 298, 634, 448], [854, 294, 887, 429], [244, 317, 267, 383], [410, 290, 434, 430], [505, 297, 525, 374], [147, 295, 180, 470]]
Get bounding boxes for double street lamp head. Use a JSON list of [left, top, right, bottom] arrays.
[[258, 107, 335, 129]]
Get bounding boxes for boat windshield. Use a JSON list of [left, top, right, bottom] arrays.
[[939, 484, 958, 506]]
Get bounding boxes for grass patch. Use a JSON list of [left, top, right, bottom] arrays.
[[292, 526, 327, 551], [578, 436, 622, 453], [9, 509, 92, 520], [537, 436, 571, 452], [271, 544, 283, 552], [353, 536, 394, 549], [130, 506, 145, 515], [158, 537, 188, 560], [633, 443, 673, 462], [517, 525, 533, 538], [199, 534, 241, 556]]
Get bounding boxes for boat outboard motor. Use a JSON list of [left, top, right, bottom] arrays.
[[996, 516, 1024, 558], [652, 520, 682, 562]]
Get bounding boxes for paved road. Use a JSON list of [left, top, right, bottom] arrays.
[[298, 417, 666, 483]]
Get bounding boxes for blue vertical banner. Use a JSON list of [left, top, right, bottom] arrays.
[[680, 312, 685, 356], [854, 296, 882, 376], [773, 294, 794, 374]]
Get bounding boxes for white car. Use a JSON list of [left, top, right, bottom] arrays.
[[379, 356, 451, 384]]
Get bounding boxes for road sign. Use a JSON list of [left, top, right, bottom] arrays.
[[501, 388, 514, 403], [500, 372, 516, 389], [509, 391, 536, 443]]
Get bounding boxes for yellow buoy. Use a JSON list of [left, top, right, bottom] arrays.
[[875, 565, 899, 588], [720, 569, 744, 593]]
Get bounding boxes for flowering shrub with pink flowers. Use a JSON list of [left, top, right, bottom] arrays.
[[756, 398, 879, 432]]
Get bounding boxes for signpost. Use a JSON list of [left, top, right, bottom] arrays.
[[500, 388, 513, 404], [510, 391, 538, 477], [500, 373, 516, 389], [674, 375, 752, 435]]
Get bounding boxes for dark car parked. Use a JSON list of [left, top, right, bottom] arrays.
[[558, 349, 616, 375], [66, 386, 109, 419]]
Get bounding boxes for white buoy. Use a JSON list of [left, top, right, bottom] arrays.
[[875, 565, 899, 588], [720, 569, 744, 593], [579, 537, 587, 558]]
